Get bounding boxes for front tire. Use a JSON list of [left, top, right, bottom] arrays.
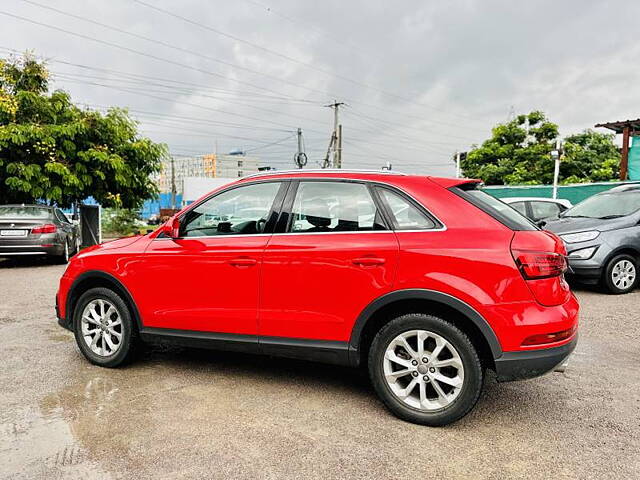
[[603, 254, 638, 294], [368, 313, 483, 426], [73, 287, 136, 367]]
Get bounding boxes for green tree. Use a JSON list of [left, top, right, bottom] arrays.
[[462, 112, 621, 185], [560, 130, 620, 184], [0, 53, 166, 208], [461, 111, 559, 185]]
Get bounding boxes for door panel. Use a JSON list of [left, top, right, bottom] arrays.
[[260, 232, 399, 341], [259, 180, 399, 341], [138, 236, 269, 334], [132, 181, 285, 334]]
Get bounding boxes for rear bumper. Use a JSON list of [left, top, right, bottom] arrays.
[[494, 335, 577, 382], [0, 244, 64, 256], [56, 293, 72, 331]]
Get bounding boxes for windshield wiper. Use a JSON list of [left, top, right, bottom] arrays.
[[596, 214, 625, 219]]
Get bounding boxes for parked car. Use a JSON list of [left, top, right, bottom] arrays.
[[544, 184, 640, 294], [56, 170, 578, 426], [0, 204, 81, 263], [502, 197, 572, 222]]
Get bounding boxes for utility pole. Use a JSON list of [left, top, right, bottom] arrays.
[[324, 100, 345, 168], [455, 151, 461, 178], [170, 156, 176, 209], [294, 128, 308, 168], [551, 139, 562, 200]]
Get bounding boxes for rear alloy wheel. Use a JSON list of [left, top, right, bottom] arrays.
[[73, 287, 136, 367], [603, 254, 638, 294], [369, 313, 483, 426]]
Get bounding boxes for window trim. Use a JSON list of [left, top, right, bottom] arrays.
[[156, 177, 448, 239]]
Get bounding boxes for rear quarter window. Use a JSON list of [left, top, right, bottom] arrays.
[[451, 184, 538, 231]]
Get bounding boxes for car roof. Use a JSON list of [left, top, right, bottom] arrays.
[[0, 204, 53, 209], [501, 197, 568, 203], [238, 169, 479, 189], [604, 183, 640, 193]]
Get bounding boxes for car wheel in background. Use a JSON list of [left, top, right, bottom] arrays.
[[73, 287, 136, 367], [603, 254, 638, 294], [55, 241, 70, 264], [368, 313, 483, 426]]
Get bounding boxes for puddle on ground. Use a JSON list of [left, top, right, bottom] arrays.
[[0, 377, 118, 480]]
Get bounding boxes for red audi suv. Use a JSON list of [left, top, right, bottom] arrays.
[[56, 170, 578, 425]]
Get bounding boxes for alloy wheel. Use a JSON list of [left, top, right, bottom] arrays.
[[612, 259, 636, 290], [383, 329, 465, 411], [80, 299, 123, 357]]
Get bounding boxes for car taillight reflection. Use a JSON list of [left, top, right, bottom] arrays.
[[31, 224, 57, 234]]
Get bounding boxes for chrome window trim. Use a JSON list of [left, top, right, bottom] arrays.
[[155, 177, 448, 240]]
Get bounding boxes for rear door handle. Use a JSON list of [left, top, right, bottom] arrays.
[[352, 257, 386, 266], [228, 257, 258, 267]]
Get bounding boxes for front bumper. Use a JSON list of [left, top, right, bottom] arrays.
[[494, 335, 577, 382]]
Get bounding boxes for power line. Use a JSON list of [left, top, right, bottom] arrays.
[[131, 0, 487, 124]]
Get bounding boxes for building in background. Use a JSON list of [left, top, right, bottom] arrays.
[[157, 152, 260, 193]]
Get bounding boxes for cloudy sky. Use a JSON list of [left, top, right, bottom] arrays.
[[1, 0, 638, 175]]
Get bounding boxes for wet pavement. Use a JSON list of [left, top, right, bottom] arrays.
[[1, 258, 639, 479]]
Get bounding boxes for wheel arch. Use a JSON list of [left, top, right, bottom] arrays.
[[66, 270, 142, 331], [603, 245, 640, 265], [348, 289, 502, 369]]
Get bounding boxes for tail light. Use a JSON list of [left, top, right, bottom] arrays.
[[32, 224, 57, 234], [514, 251, 567, 280]]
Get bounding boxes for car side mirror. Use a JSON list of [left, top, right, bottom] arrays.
[[161, 216, 181, 239]]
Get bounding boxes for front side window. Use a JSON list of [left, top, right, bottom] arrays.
[[180, 182, 281, 237], [289, 181, 385, 233], [378, 188, 437, 230]]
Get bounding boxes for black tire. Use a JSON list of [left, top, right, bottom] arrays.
[[55, 241, 70, 264], [368, 313, 483, 426], [72, 287, 137, 367], [602, 254, 638, 294]]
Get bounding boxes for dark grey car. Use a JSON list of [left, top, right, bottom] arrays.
[[544, 184, 640, 294], [0, 205, 81, 263]]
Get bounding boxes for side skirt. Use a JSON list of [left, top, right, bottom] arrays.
[[139, 327, 351, 366]]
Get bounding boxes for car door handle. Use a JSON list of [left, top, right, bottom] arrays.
[[352, 257, 386, 266], [228, 257, 258, 267]]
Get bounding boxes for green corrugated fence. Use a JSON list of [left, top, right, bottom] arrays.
[[483, 181, 638, 205]]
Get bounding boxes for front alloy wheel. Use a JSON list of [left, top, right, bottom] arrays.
[[73, 287, 136, 367], [603, 254, 638, 294], [81, 299, 123, 357]]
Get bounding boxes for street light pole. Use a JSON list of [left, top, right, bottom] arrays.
[[551, 139, 562, 200]]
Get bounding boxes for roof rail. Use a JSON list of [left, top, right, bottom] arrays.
[[243, 168, 407, 179]]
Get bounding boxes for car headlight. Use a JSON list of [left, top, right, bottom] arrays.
[[568, 246, 598, 259], [560, 230, 600, 243]]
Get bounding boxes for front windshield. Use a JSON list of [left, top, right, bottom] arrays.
[[564, 191, 640, 219]]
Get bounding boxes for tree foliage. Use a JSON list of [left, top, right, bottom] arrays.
[[461, 111, 620, 185], [0, 53, 167, 208]]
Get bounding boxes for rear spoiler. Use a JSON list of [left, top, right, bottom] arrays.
[[428, 177, 482, 189]]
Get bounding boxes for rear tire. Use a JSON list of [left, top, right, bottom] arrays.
[[73, 287, 136, 367], [55, 241, 70, 264], [368, 313, 483, 426], [602, 254, 638, 294]]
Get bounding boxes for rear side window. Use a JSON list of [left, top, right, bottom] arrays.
[[289, 181, 386, 232], [378, 188, 438, 230], [510, 201, 527, 217], [451, 184, 537, 231]]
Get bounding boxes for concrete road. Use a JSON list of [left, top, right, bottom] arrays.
[[0, 259, 639, 480]]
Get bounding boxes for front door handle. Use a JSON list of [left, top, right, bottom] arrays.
[[228, 257, 257, 267], [352, 257, 386, 266]]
